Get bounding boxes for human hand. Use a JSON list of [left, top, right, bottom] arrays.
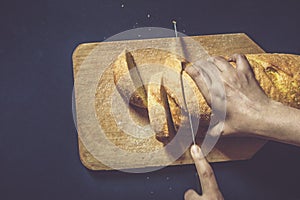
[[184, 145, 224, 200], [185, 54, 271, 136]]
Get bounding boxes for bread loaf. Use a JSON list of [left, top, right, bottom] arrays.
[[112, 49, 300, 142]]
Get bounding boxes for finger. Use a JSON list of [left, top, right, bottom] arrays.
[[184, 189, 201, 200], [185, 63, 211, 105], [206, 117, 223, 138], [229, 54, 254, 78], [191, 145, 220, 194], [209, 56, 235, 74]]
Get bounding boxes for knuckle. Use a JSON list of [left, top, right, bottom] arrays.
[[248, 73, 256, 80], [236, 53, 246, 59], [238, 63, 251, 73], [200, 168, 214, 179], [231, 53, 239, 58], [228, 76, 238, 84], [243, 67, 254, 77], [186, 66, 200, 77], [246, 71, 254, 79]]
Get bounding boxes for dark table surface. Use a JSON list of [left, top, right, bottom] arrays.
[[1, 0, 300, 199]]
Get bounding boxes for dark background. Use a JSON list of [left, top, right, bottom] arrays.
[[1, 0, 300, 199]]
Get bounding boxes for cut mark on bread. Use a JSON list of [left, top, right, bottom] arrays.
[[125, 51, 148, 107], [113, 50, 148, 108], [148, 73, 176, 144]]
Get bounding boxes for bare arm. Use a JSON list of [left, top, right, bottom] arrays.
[[185, 54, 300, 146], [254, 99, 300, 146]]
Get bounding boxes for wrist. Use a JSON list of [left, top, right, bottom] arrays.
[[249, 99, 283, 137], [238, 99, 278, 137]]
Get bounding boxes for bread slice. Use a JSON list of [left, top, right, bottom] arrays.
[[112, 50, 148, 108], [148, 73, 175, 143]]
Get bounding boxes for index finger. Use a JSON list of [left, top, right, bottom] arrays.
[[229, 54, 254, 78], [185, 60, 218, 106], [190, 145, 220, 194]]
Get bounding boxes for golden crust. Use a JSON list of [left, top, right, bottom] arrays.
[[246, 54, 300, 108]]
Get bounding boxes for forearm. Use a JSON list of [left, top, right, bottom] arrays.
[[251, 100, 300, 146]]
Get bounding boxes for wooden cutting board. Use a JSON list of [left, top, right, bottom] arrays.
[[72, 33, 267, 171]]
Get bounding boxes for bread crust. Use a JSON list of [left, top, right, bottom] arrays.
[[246, 54, 300, 108]]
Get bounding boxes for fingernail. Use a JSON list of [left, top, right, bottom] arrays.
[[191, 145, 200, 155]]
